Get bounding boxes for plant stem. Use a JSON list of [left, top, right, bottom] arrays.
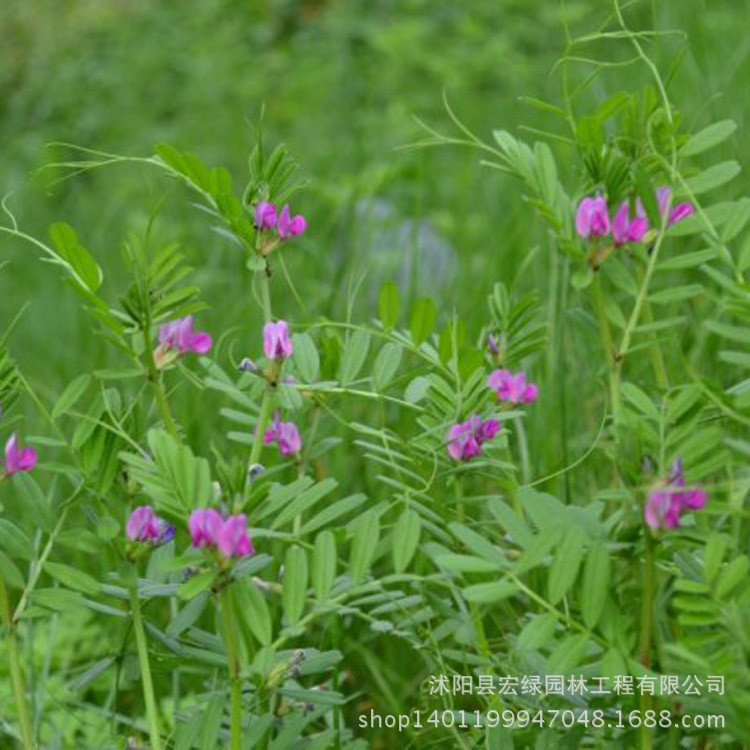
[[639, 530, 656, 750], [513, 416, 531, 485], [142, 322, 179, 440], [129, 585, 162, 750], [0, 572, 34, 750], [591, 274, 620, 418], [220, 586, 243, 750]]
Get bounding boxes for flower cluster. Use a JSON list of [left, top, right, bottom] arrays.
[[189, 508, 254, 558], [447, 415, 500, 461], [644, 459, 707, 530], [265, 413, 302, 456], [254, 202, 307, 239], [126, 505, 175, 545], [155, 315, 212, 368], [576, 186, 695, 243], [3, 433, 37, 476], [487, 369, 539, 405]]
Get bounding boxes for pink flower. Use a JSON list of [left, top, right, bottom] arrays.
[[158, 316, 212, 356], [263, 320, 293, 360], [447, 415, 500, 461], [277, 205, 307, 239], [575, 195, 610, 239], [126, 505, 174, 544], [217, 514, 254, 558], [644, 459, 707, 530], [612, 202, 649, 245], [487, 369, 539, 404], [265, 414, 302, 456], [4, 433, 37, 475], [189, 508, 224, 548], [254, 201, 278, 231], [656, 186, 695, 226]]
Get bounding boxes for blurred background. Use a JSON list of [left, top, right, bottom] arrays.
[[1, 0, 748, 433]]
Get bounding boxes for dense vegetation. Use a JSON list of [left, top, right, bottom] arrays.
[[1, 1, 750, 747]]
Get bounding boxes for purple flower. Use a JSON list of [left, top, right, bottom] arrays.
[[189, 508, 224, 548], [644, 458, 707, 530], [656, 186, 695, 226], [447, 415, 500, 461], [277, 205, 307, 239], [612, 202, 649, 245], [265, 414, 302, 456], [217, 514, 254, 558], [254, 201, 278, 231], [575, 195, 610, 239], [126, 505, 174, 545], [487, 369, 539, 405], [158, 316, 213, 356], [4, 433, 37, 476], [263, 320, 293, 360], [487, 335, 500, 355]]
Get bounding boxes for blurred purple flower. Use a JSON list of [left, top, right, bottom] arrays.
[[158, 315, 212, 356], [126, 505, 173, 545], [263, 321, 293, 360], [277, 205, 307, 239], [656, 186, 695, 226], [644, 458, 707, 530], [612, 201, 649, 245], [487, 335, 500, 355], [487, 369, 539, 404], [265, 414, 302, 456], [217, 514, 254, 558], [189, 508, 224, 548], [447, 415, 500, 461], [254, 201, 278, 231], [4, 433, 37, 476], [575, 195, 610, 239]]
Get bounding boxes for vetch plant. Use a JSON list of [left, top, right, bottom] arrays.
[[0, 4, 749, 748]]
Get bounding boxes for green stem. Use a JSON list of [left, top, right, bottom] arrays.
[[634, 263, 669, 390], [591, 274, 620, 419], [220, 586, 243, 750], [142, 323, 179, 440], [258, 267, 272, 321], [513, 416, 531, 485], [639, 531, 656, 750], [0, 572, 34, 750], [129, 585, 162, 750]]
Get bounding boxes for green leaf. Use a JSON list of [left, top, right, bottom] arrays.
[[580, 542, 609, 629], [338, 330, 370, 385], [703, 535, 727, 582], [462, 580, 518, 603], [391, 509, 420, 573], [378, 280, 400, 329], [571, 267, 593, 290], [349, 509, 380, 584], [236, 583, 272, 646], [291, 333, 320, 383], [680, 120, 737, 157], [178, 572, 216, 601], [684, 161, 740, 196], [282, 545, 308, 625], [312, 530, 336, 600], [716, 556, 748, 599], [45, 562, 99, 596], [49, 222, 103, 292], [548, 527, 586, 605], [30, 587, 86, 614], [435, 554, 501, 573], [517, 613, 556, 650], [410, 298, 437, 345], [372, 343, 402, 391], [621, 382, 660, 421], [52, 373, 92, 419], [0, 520, 34, 561], [10, 473, 53, 532]]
